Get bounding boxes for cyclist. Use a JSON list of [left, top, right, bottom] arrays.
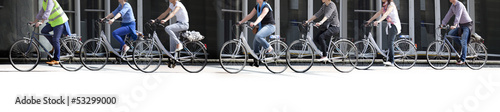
[[102, 0, 138, 56], [366, 0, 401, 66], [30, 0, 72, 65], [151, 0, 189, 52], [238, 0, 276, 67], [304, 0, 340, 62], [441, 0, 473, 65]]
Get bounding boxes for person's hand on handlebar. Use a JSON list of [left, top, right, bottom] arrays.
[[373, 21, 380, 26], [30, 21, 43, 27], [249, 22, 257, 27], [160, 19, 168, 24], [450, 25, 456, 30], [314, 22, 322, 27]]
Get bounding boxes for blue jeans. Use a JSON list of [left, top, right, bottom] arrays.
[[41, 23, 68, 61], [253, 24, 275, 53], [387, 24, 397, 63], [112, 22, 136, 47], [448, 26, 470, 61]]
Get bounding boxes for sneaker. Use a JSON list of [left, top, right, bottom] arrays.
[[383, 61, 394, 66], [121, 45, 130, 56], [318, 57, 329, 62], [266, 47, 274, 53], [456, 60, 465, 65], [46, 60, 60, 65], [175, 44, 183, 52]]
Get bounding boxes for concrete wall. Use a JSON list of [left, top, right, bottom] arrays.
[[0, 0, 37, 57]]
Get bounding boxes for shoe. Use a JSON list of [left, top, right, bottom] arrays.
[[383, 61, 394, 66], [266, 47, 274, 53], [175, 44, 183, 52], [46, 60, 60, 65], [249, 58, 260, 67], [318, 57, 329, 62], [121, 45, 130, 56], [456, 60, 465, 65]]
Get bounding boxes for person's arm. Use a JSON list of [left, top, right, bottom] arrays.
[[103, 4, 121, 21], [441, 6, 454, 27], [373, 4, 395, 26], [451, 4, 464, 29], [110, 4, 131, 24], [161, 6, 180, 24], [155, 8, 172, 22], [239, 8, 257, 25], [251, 7, 270, 27], [316, 5, 336, 26], [33, 0, 53, 27], [367, 8, 383, 24]]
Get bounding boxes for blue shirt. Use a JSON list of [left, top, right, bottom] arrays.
[[112, 3, 136, 23]]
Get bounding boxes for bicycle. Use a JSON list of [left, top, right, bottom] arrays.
[[219, 22, 288, 74], [131, 21, 208, 73], [286, 22, 358, 73], [9, 23, 83, 72], [79, 19, 139, 71], [426, 25, 487, 70], [354, 21, 417, 70]]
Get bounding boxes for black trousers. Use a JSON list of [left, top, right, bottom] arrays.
[[314, 26, 340, 57]]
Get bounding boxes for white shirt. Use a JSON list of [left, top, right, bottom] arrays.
[[386, 2, 401, 34], [169, 1, 189, 23]]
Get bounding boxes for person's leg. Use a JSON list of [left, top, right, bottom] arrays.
[[253, 25, 276, 53], [317, 26, 339, 57], [387, 25, 397, 63], [41, 24, 54, 53], [459, 27, 471, 62], [51, 24, 65, 61], [448, 28, 460, 44], [112, 26, 131, 48], [165, 23, 189, 50], [314, 30, 326, 56]]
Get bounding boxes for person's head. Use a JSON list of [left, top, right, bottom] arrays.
[[321, 0, 329, 3], [169, 0, 180, 3], [118, 0, 127, 3], [449, 0, 457, 4]]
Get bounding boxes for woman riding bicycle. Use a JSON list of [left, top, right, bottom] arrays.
[[102, 0, 138, 56], [238, 0, 275, 67], [31, 0, 72, 65], [366, 0, 401, 66], [304, 0, 340, 62], [151, 0, 189, 52]]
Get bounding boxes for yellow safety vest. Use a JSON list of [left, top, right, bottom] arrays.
[[43, 0, 68, 27]]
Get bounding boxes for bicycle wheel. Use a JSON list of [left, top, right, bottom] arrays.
[[178, 41, 208, 73], [263, 40, 288, 74], [9, 40, 40, 72], [286, 40, 314, 73], [133, 40, 162, 73], [80, 39, 109, 71], [426, 41, 450, 70], [219, 40, 247, 74], [393, 39, 417, 70], [59, 38, 83, 71], [466, 42, 487, 70], [353, 40, 375, 70], [329, 39, 357, 73]]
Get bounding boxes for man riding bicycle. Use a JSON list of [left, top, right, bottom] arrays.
[[441, 0, 473, 65], [30, 0, 72, 65]]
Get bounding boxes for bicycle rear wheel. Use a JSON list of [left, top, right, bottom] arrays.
[[426, 41, 450, 70], [80, 39, 109, 71], [133, 40, 162, 73], [59, 38, 83, 71], [393, 39, 417, 70], [353, 40, 375, 70], [219, 40, 247, 74], [178, 41, 208, 73], [286, 40, 314, 73], [329, 39, 357, 73], [9, 40, 40, 72], [466, 42, 487, 70], [263, 40, 288, 74]]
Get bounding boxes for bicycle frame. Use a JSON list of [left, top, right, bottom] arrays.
[[299, 23, 348, 60], [24, 25, 75, 59], [437, 30, 479, 59], [232, 24, 281, 62], [360, 26, 409, 59]]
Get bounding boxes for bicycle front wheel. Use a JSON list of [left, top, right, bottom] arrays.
[[178, 41, 208, 73], [80, 39, 109, 71], [329, 39, 358, 73], [263, 40, 288, 74], [219, 40, 247, 74], [393, 39, 417, 70], [286, 40, 314, 73], [466, 42, 487, 70], [9, 40, 40, 72], [353, 40, 375, 70], [133, 40, 162, 73], [426, 41, 450, 70], [59, 38, 83, 71]]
